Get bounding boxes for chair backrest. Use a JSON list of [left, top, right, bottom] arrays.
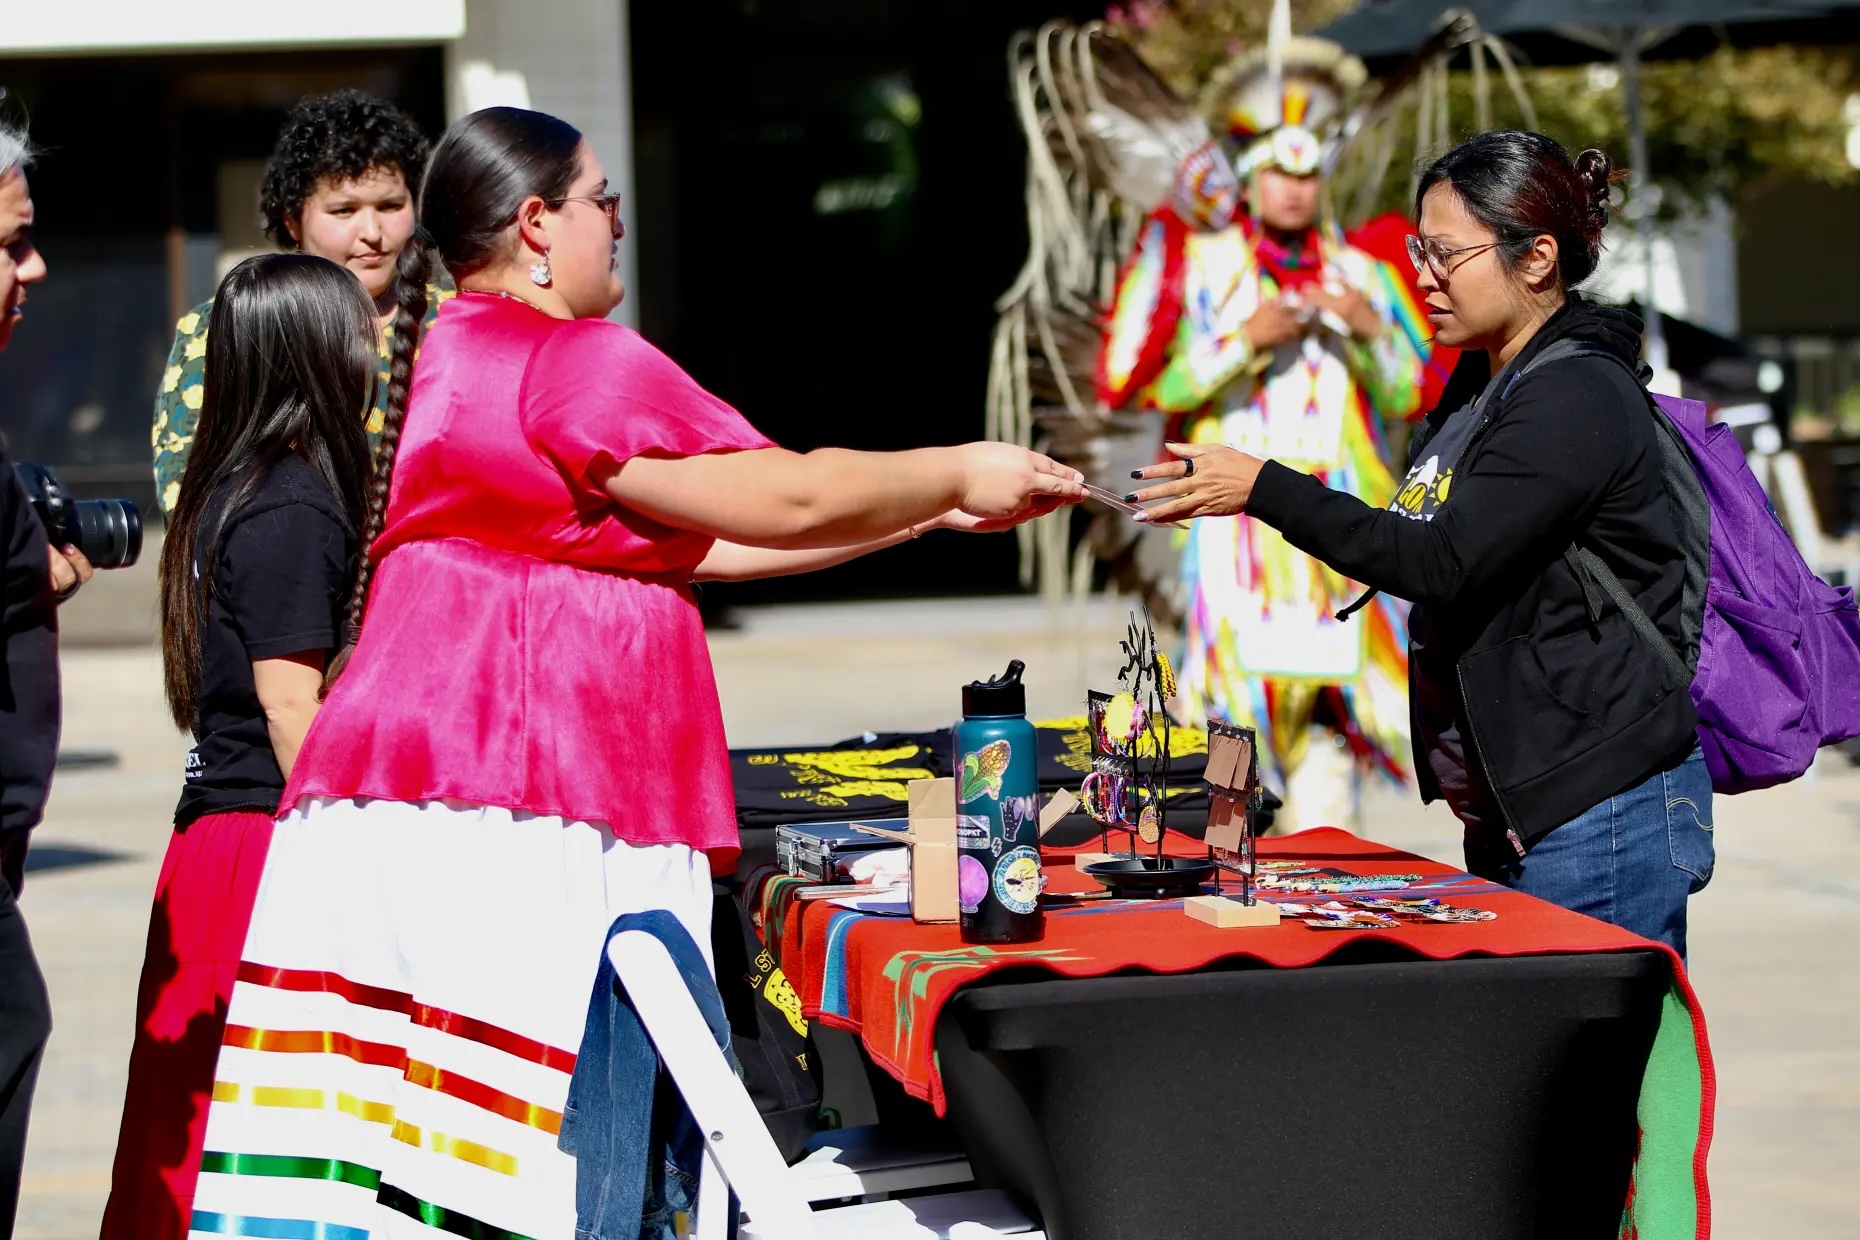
[[608, 929, 825, 1240]]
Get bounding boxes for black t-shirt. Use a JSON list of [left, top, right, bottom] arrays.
[[175, 456, 355, 827]]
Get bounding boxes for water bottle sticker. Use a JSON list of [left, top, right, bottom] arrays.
[[958, 855, 989, 913], [956, 814, 990, 848], [958, 739, 1012, 803], [993, 847, 1044, 915], [1002, 794, 1040, 839]]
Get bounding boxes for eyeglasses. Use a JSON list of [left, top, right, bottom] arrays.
[[1406, 234, 1497, 277], [550, 192, 625, 240]]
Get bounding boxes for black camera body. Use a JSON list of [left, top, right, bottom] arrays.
[[13, 463, 142, 570]]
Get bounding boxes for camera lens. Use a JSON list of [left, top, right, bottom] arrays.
[[71, 499, 143, 570]]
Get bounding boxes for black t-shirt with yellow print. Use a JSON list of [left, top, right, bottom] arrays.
[[1390, 396, 1479, 522]]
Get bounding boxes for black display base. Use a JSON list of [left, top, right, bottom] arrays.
[[1080, 856, 1216, 899]]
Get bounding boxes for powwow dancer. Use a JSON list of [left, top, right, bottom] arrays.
[[186, 107, 1081, 1237], [1096, 25, 1422, 830]]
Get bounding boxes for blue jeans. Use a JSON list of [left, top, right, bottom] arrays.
[[1473, 746, 1715, 960], [560, 910, 734, 1240]]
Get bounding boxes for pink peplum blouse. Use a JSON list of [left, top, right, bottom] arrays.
[[282, 291, 774, 867]]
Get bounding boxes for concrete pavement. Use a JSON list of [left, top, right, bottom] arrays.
[[12, 596, 1860, 1237]]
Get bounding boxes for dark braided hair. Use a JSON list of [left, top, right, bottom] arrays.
[[325, 107, 583, 688], [1417, 130, 1624, 289]]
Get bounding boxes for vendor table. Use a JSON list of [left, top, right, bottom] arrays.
[[745, 828, 1714, 1240]]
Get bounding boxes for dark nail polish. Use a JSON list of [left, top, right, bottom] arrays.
[[1122, 492, 1139, 503], [1130, 469, 1144, 479]]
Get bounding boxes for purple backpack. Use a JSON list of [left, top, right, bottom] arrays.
[[1525, 342, 1860, 792]]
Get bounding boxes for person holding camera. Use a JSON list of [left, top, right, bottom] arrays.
[[0, 119, 98, 1237], [102, 254, 380, 1236], [152, 90, 445, 514]]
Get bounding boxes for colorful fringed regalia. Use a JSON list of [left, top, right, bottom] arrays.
[[1097, 34, 1422, 800]]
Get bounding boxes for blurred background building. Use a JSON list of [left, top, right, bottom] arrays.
[[0, 0, 1102, 605]]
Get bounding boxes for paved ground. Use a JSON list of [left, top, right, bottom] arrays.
[[13, 596, 1860, 1237]]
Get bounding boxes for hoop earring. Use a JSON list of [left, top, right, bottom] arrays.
[[530, 255, 552, 287]]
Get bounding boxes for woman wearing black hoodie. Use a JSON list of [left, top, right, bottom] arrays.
[[1129, 131, 1713, 958]]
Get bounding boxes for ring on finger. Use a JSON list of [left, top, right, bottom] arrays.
[[1182, 457, 1196, 478]]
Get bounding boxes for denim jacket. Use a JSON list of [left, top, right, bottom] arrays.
[[559, 910, 736, 1240]]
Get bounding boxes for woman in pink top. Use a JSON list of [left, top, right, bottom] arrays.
[[187, 108, 1082, 1237]]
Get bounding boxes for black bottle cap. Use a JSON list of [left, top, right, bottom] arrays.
[[963, 659, 1027, 717]]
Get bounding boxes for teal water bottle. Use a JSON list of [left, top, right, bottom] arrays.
[[954, 660, 1044, 944]]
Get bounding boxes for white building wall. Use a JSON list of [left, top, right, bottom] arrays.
[[0, 0, 464, 53], [447, 0, 639, 326]]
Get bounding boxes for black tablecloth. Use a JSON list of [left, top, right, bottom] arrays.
[[931, 945, 1669, 1240]]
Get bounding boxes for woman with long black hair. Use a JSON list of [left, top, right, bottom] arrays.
[[186, 108, 1080, 1235], [106, 253, 378, 1237], [1128, 130, 1714, 957]]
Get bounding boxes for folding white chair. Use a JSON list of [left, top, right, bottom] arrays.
[[607, 928, 1046, 1240]]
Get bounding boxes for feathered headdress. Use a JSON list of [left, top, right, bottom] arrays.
[[1199, 0, 1367, 179]]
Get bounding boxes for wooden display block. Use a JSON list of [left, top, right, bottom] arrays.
[[1184, 895, 1279, 929]]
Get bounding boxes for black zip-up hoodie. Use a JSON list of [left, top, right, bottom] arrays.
[[1248, 294, 1698, 849]]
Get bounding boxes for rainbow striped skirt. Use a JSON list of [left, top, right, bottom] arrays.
[[187, 797, 713, 1239]]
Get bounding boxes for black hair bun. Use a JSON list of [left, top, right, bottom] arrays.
[[1573, 148, 1614, 239]]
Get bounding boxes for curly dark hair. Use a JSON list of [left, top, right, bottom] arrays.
[[259, 89, 430, 249]]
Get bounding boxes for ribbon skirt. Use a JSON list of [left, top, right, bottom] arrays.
[[187, 797, 712, 1240]]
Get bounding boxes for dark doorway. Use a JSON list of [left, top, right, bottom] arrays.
[[630, 0, 1099, 606], [0, 49, 445, 511]]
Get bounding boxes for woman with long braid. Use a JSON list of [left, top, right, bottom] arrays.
[[187, 108, 1082, 1237]]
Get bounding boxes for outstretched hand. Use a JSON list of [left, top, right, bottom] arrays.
[[953, 442, 1086, 521], [1125, 442, 1266, 522]]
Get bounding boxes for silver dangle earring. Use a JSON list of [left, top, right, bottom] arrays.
[[530, 254, 552, 287]]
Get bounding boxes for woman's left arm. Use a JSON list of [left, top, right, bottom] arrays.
[[254, 653, 326, 779], [1130, 369, 1631, 606], [693, 510, 1014, 582]]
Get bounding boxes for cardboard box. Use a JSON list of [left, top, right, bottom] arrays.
[[852, 778, 958, 924]]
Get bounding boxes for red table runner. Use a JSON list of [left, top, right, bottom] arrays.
[[746, 827, 1716, 1239]]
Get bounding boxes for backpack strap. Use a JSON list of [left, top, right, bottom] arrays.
[[1567, 545, 1692, 686], [1523, 340, 1694, 685], [1396, 336, 1692, 685]]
